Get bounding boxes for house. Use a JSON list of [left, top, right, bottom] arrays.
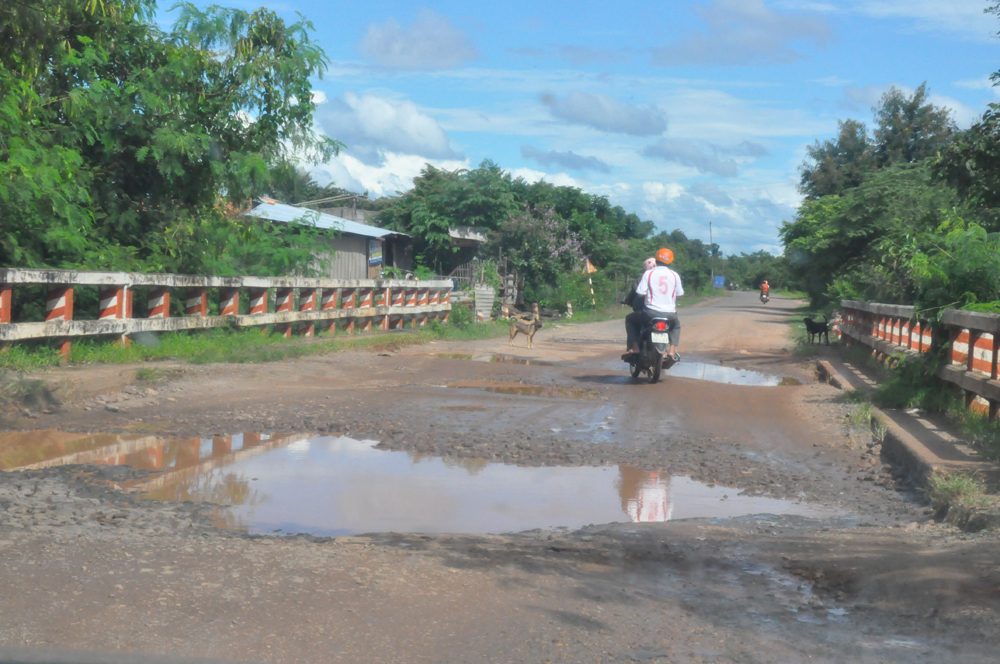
[[247, 200, 412, 279]]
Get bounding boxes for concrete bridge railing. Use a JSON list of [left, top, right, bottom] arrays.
[[840, 300, 1000, 417], [0, 268, 452, 356]]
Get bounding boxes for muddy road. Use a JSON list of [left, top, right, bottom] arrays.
[[2, 292, 999, 662]]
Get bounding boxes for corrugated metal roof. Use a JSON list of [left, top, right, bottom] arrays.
[[247, 200, 406, 239]]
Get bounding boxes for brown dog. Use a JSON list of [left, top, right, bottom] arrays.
[[509, 316, 543, 348]]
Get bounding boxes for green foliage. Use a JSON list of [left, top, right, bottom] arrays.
[[800, 119, 874, 199], [722, 251, 791, 290], [781, 162, 962, 306], [0, 0, 338, 276], [377, 160, 661, 297], [927, 472, 991, 510], [447, 304, 474, 330]]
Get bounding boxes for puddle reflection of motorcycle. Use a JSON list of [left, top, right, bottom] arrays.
[[624, 317, 677, 383]]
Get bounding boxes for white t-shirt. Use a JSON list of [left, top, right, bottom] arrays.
[[635, 266, 684, 313]]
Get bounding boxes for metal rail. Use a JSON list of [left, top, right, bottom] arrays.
[[0, 268, 452, 356]]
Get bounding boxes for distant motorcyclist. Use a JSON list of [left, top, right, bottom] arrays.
[[625, 248, 683, 361], [760, 280, 770, 302]]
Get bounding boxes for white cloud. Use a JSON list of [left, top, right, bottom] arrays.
[[520, 145, 612, 173], [318, 91, 460, 165], [649, 0, 831, 67], [359, 10, 479, 70], [642, 139, 739, 177], [541, 91, 667, 136], [845, 0, 995, 38], [314, 152, 470, 198], [311, 90, 328, 105], [508, 167, 584, 188]]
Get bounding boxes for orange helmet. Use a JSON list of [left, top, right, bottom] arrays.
[[655, 248, 674, 265]]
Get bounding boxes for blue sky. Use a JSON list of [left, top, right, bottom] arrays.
[[168, 1, 1000, 255]]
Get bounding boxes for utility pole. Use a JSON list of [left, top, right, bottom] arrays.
[[709, 221, 715, 289]]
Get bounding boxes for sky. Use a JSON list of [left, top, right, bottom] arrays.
[[166, 0, 1000, 255]]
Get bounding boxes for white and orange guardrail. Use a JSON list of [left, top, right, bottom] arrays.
[[840, 300, 1000, 416], [0, 268, 452, 357]]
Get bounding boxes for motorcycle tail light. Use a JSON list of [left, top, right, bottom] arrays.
[[654, 321, 667, 331]]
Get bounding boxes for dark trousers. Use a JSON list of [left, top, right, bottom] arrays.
[[625, 310, 680, 348]]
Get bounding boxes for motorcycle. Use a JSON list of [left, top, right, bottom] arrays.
[[760, 292, 770, 304], [624, 317, 676, 383]]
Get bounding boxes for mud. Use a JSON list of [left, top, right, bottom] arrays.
[[1, 292, 999, 662]]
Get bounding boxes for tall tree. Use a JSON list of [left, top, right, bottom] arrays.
[[873, 83, 956, 167], [799, 120, 873, 199]]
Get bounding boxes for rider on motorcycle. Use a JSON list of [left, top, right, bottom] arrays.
[[760, 280, 770, 299], [624, 258, 657, 313], [625, 248, 683, 361]]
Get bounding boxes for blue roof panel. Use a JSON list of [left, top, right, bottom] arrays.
[[247, 201, 405, 239]]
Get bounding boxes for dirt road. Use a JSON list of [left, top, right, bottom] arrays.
[[1, 292, 999, 662]]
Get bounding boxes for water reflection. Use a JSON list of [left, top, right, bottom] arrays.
[[0, 430, 832, 535], [617, 466, 673, 523], [667, 362, 796, 386]]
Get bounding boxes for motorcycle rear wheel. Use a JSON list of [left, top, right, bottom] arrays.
[[629, 361, 642, 379], [650, 358, 662, 383]]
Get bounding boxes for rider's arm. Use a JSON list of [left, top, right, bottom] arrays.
[[675, 273, 684, 298], [635, 270, 651, 296]]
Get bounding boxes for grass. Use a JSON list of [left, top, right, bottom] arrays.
[[926, 472, 992, 511], [0, 291, 727, 372], [0, 319, 511, 371], [0, 370, 54, 413]]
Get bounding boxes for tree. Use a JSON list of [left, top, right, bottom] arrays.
[[0, 0, 338, 275], [873, 84, 956, 167], [799, 120, 873, 199]]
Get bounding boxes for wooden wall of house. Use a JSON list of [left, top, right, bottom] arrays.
[[311, 235, 369, 280]]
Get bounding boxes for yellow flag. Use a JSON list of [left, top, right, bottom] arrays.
[[583, 259, 597, 274]]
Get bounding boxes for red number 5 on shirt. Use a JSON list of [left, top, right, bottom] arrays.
[[658, 275, 670, 295]]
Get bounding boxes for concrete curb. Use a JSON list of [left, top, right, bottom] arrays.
[[816, 358, 1000, 531], [816, 359, 971, 482]]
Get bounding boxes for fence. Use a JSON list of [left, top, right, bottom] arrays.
[[840, 300, 1000, 416], [0, 268, 452, 357]]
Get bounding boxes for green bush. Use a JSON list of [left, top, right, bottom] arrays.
[[448, 303, 474, 329]]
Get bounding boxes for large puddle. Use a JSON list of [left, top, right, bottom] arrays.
[[667, 362, 801, 386], [0, 430, 830, 536]]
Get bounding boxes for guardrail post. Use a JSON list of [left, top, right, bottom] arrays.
[[951, 327, 969, 366], [185, 288, 207, 317], [417, 288, 429, 327], [148, 288, 170, 319], [320, 288, 338, 335], [358, 287, 373, 332], [389, 286, 404, 329], [382, 287, 390, 330], [46, 285, 73, 358], [275, 287, 293, 339], [441, 288, 450, 323], [298, 288, 316, 337], [0, 285, 11, 351], [99, 285, 132, 346], [220, 288, 239, 316], [341, 288, 356, 334]]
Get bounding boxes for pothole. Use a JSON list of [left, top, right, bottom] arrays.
[[0, 430, 834, 536], [666, 362, 800, 387], [429, 353, 556, 366], [447, 380, 605, 400]]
